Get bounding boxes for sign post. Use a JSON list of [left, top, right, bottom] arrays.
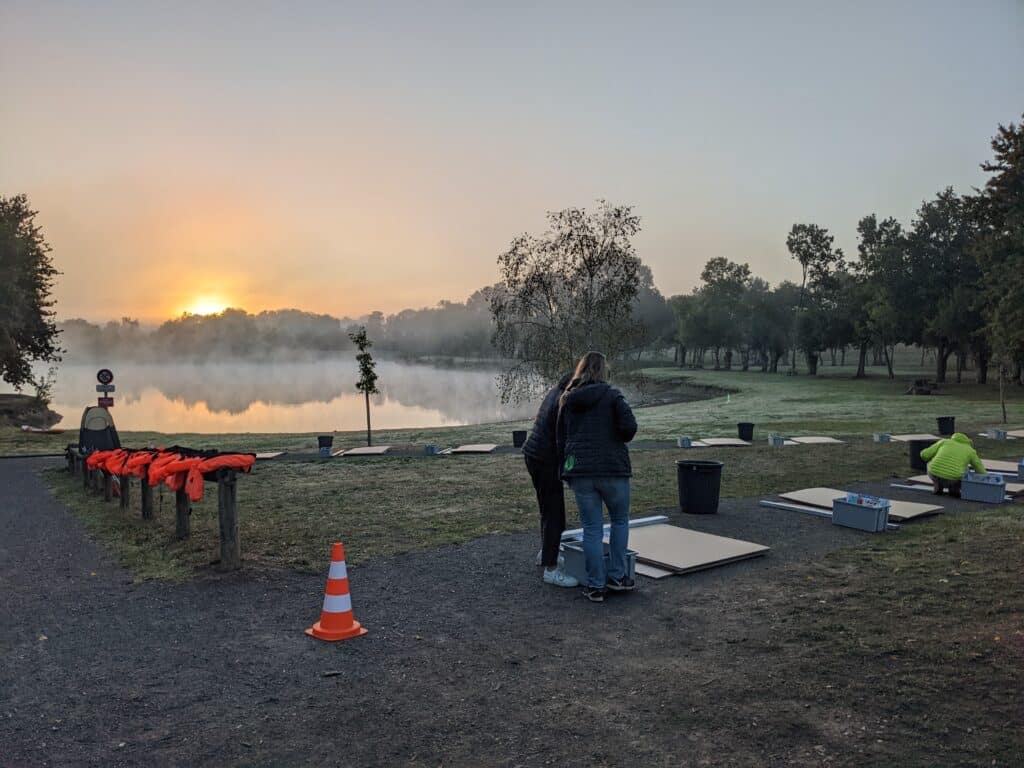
[[96, 369, 115, 408]]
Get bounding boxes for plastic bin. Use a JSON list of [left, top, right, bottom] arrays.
[[737, 422, 755, 441], [676, 459, 723, 514], [936, 416, 955, 436], [908, 438, 937, 472], [560, 540, 637, 584], [423, 444, 439, 455], [873, 433, 892, 443], [317, 435, 334, 458], [677, 436, 692, 448], [512, 430, 528, 448], [831, 494, 890, 532], [960, 471, 1005, 504], [768, 434, 785, 447], [987, 428, 1008, 440]]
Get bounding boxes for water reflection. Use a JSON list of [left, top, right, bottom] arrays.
[[46, 360, 537, 433]]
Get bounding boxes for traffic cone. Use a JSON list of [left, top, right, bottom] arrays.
[[306, 542, 368, 642]]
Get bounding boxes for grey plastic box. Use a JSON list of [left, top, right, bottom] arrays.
[[561, 540, 637, 583], [831, 495, 890, 532], [873, 433, 892, 443], [961, 471, 1005, 504]]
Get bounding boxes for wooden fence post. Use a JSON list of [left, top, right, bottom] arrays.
[[141, 479, 154, 520], [119, 475, 130, 510], [103, 472, 113, 502], [175, 489, 191, 539], [216, 468, 240, 571], [82, 462, 91, 489]]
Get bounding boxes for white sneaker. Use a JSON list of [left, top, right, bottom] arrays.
[[535, 549, 565, 568], [543, 568, 579, 588]]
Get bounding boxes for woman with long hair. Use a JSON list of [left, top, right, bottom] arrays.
[[556, 351, 638, 602]]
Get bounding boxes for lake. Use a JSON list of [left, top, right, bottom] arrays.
[[40, 361, 538, 433]]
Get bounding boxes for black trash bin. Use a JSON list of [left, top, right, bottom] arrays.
[[676, 459, 724, 514], [737, 422, 755, 442], [936, 416, 955, 436], [908, 438, 938, 473], [317, 435, 334, 458], [512, 430, 527, 448]]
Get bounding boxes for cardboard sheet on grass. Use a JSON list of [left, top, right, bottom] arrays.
[[790, 436, 844, 445], [255, 451, 285, 460], [890, 434, 940, 443], [983, 459, 1021, 474], [341, 446, 391, 456], [622, 524, 768, 574], [778, 487, 941, 521], [700, 438, 752, 447], [908, 474, 1024, 495], [451, 444, 499, 454], [1008, 430, 1024, 439]]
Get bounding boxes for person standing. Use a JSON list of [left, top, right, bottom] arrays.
[[557, 352, 638, 603], [523, 372, 578, 587]]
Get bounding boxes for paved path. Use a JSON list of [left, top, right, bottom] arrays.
[[0, 458, 990, 767]]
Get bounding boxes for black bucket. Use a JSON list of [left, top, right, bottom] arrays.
[[676, 459, 724, 515], [737, 422, 755, 442], [908, 438, 937, 473], [936, 416, 955, 436], [512, 430, 528, 448], [317, 435, 334, 458]]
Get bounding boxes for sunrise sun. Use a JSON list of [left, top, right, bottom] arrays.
[[182, 296, 229, 317]]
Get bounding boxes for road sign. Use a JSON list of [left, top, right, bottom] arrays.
[[96, 384, 116, 393], [97, 397, 114, 408], [96, 368, 114, 385]]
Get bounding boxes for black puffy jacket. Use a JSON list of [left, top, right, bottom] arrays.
[[522, 373, 573, 465], [556, 382, 637, 479]]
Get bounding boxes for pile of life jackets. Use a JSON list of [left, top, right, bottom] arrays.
[[83, 447, 256, 503]]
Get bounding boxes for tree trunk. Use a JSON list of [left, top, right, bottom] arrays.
[[806, 352, 819, 376], [713, 348, 721, 370], [724, 349, 733, 370], [830, 348, 837, 366], [1000, 364, 1007, 423], [935, 343, 952, 384], [884, 345, 895, 379], [741, 349, 750, 372], [841, 347, 846, 366], [977, 351, 989, 384], [854, 341, 868, 379], [872, 347, 883, 366], [364, 391, 372, 447], [955, 350, 965, 384]]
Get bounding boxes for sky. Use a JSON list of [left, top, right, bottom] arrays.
[[2, 0, 1022, 323]]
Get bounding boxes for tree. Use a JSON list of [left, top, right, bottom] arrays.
[[348, 326, 379, 446], [0, 195, 61, 390], [490, 201, 642, 402], [785, 223, 843, 373], [973, 113, 1024, 419]]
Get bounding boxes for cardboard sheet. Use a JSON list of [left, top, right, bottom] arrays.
[[680, 440, 710, 448], [700, 438, 752, 447], [342, 446, 391, 456], [983, 459, 1021, 474], [1008, 430, 1024, 439], [908, 474, 1024, 495], [790, 436, 844, 445], [778, 487, 942, 521], [890, 434, 940, 442], [625, 524, 768, 574], [451, 444, 498, 454], [635, 563, 674, 579], [255, 451, 285, 460]]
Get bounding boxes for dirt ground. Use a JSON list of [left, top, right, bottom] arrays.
[[2, 457, 1021, 767]]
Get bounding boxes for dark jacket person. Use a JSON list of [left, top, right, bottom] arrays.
[[556, 351, 637, 602], [523, 372, 577, 587]]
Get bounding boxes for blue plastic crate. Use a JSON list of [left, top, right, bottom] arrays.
[[831, 493, 891, 532], [961, 471, 1005, 504]]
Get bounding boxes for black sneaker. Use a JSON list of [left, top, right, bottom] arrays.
[[606, 576, 636, 593], [582, 586, 605, 603]]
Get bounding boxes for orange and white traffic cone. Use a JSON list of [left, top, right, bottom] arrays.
[[306, 542, 368, 642]]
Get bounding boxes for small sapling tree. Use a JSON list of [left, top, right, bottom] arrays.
[[348, 326, 379, 446]]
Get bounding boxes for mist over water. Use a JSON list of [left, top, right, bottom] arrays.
[[45, 360, 538, 433]]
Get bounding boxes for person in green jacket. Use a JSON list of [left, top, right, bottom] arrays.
[[920, 432, 986, 497]]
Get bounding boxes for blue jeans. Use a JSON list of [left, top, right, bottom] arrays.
[[568, 476, 630, 588]]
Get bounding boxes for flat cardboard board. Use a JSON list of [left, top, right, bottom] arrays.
[[342, 446, 391, 456], [451, 444, 498, 454], [1008, 430, 1024, 439], [978, 432, 1017, 440], [790, 436, 844, 445], [778, 487, 941, 521], [625, 524, 768, 574], [635, 563, 674, 579], [983, 459, 1021, 474], [681, 440, 710, 448], [700, 438, 752, 447], [890, 434, 940, 442], [255, 451, 285, 460], [908, 473, 1024, 495]]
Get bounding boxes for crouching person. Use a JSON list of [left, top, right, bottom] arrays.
[[920, 432, 986, 497], [557, 352, 638, 603]]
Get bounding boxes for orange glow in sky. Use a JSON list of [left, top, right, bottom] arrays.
[[181, 296, 230, 317]]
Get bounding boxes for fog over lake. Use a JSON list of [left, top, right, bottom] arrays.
[[45, 360, 538, 433]]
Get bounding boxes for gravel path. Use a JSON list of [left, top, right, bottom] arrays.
[[0, 457, 993, 767]]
